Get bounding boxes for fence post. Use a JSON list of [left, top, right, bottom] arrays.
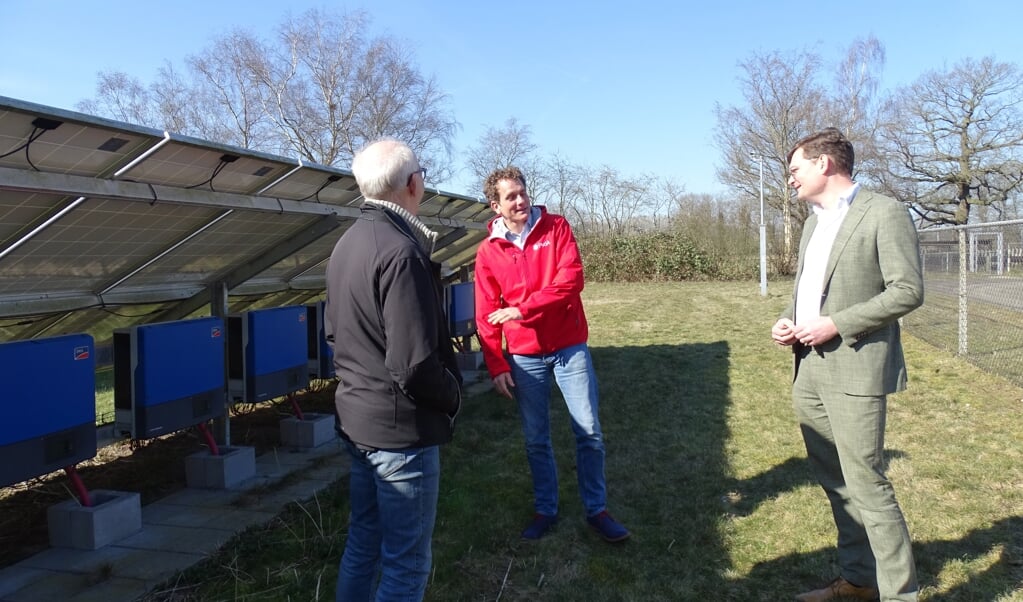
[[957, 228, 968, 356]]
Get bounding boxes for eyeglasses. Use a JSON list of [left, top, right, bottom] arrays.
[[407, 167, 427, 186]]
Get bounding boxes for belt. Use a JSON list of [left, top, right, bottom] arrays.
[[795, 343, 823, 359]]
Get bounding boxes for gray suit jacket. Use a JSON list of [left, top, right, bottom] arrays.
[[782, 189, 924, 396]]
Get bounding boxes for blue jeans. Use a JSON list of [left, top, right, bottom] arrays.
[[336, 439, 440, 602], [508, 343, 607, 517]]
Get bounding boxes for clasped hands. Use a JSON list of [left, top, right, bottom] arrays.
[[772, 317, 838, 348]]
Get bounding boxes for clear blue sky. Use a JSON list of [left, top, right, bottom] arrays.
[[3, 0, 1021, 197]]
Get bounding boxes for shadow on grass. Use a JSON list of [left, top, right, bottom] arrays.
[[741, 514, 1023, 600], [584, 341, 736, 597], [432, 341, 739, 599], [919, 515, 1023, 601], [590, 341, 1020, 600], [722, 450, 907, 517], [721, 424, 1018, 599], [719, 420, 1020, 599]]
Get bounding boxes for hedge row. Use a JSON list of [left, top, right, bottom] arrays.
[[578, 232, 758, 282]]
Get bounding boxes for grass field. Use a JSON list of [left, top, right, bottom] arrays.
[[143, 281, 1023, 601]]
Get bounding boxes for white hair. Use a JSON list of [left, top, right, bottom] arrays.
[[351, 138, 419, 200]]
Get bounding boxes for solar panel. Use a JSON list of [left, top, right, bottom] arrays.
[[0, 95, 488, 345]]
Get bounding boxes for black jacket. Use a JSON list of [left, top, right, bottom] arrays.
[[324, 202, 462, 449]]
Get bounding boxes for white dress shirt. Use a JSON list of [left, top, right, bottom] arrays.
[[795, 183, 859, 325]]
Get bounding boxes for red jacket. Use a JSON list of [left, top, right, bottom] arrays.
[[474, 207, 589, 377]]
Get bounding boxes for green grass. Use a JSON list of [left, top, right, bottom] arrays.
[[96, 367, 114, 425], [143, 281, 1023, 601]]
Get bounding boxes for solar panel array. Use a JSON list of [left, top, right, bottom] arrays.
[[0, 96, 491, 347]]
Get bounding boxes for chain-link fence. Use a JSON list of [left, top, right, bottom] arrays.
[[903, 219, 1023, 388]]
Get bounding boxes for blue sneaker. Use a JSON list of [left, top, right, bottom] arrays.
[[586, 510, 630, 542], [521, 513, 558, 540]]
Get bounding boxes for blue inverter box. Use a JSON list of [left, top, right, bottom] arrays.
[[0, 334, 96, 487], [113, 317, 227, 440], [227, 306, 310, 403], [445, 281, 476, 338], [306, 301, 335, 380]]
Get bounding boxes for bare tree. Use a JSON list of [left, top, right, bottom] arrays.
[[182, 32, 273, 149], [536, 152, 585, 221], [578, 166, 653, 236], [832, 37, 885, 132], [830, 36, 887, 185], [77, 71, 161, 126], [648, 177, 686, 232], [877, 56, 1023, 225], [713, 38, 887, 268], [671, 191, 756, 258], [270, 10, 458, 179], [78, 9, 458, 178], [714, 48, 827, 264], [467, 120, 672, 235], [149, 64, 206, 137], [464, 117, 541, 198]]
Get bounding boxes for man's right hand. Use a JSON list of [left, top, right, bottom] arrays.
[[772, 318, 797, 346], [492, 372, 515, 399]]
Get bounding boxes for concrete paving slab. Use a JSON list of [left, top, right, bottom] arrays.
[[114, 522, 238, 556], [142, 502, 276, 532], [153, 487, 240, 509], [1, 569, 137, 602], [17, 545, 203, 582], [230, 479, 339, 513], [255, 449, 315, 469], [0, 566, 49, 599], [65, 577, 150, 602], [0, 438, 351, 602], [100, 548, 204, 582]]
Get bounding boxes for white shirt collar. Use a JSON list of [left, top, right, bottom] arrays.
[[812, 182, 859, 217]]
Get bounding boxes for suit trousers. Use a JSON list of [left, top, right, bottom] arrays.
[[792, 349, 918, 601]]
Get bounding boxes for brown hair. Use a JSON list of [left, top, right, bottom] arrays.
[[483, 166, 528, 203], [787, 127, 855, 176]]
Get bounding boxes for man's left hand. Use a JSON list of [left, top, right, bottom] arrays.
[[792, 317, 838, 347]]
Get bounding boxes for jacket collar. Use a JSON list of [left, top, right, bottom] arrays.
[[364, 199, 439, 254], [488, 205, 545, 242]]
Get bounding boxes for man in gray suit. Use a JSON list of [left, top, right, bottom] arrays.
[[772, 128, 923, 602]]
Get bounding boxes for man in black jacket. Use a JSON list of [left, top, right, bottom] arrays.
[[325, 138, 462, 602]]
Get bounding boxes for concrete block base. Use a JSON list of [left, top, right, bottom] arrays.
[[280, 413, 337, 449], [47, 490, 142, 550], [456, 351, 483, 371], [185, 446, 256, 489]]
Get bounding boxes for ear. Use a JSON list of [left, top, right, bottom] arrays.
[[818, 154, 832, 174]]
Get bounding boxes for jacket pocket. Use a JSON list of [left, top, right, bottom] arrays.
[[444, 368, 462, 428]]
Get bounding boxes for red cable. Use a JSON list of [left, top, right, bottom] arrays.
[[196, 422, 220, 456], [288, 393, 305, 421], [64, 465, 92, 507]]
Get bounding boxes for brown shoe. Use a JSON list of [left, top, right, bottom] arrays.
[[794, 577, 879, 602]]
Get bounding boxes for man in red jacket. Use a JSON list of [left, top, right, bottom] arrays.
[[474, 166, 629, 542]]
